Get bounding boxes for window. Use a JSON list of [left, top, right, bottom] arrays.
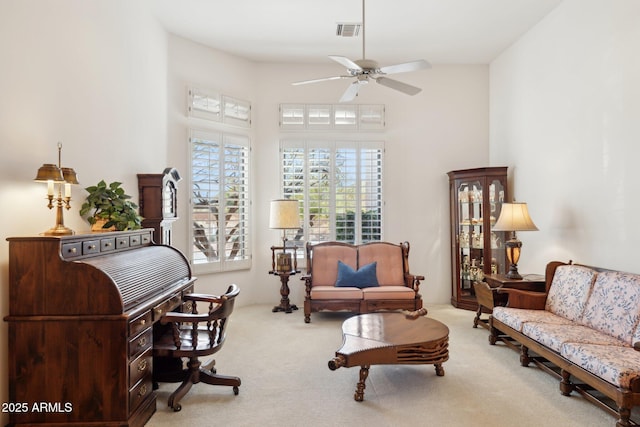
[[189, 88, 251, 128], [279, 104, 385, 130], [191, 129, 251, 272], [281, 140, 384, 245]]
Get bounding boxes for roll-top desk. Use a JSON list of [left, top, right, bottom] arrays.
[[4, 229, 196, 427]]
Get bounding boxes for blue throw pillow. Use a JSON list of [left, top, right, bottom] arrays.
[[335, 261, 379, 288]]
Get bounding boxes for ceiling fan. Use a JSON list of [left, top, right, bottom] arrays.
[[292, 0, 431, 102]]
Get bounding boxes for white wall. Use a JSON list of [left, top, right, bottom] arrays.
[[0, 0, 168, 423], [490, 0, 640, 274]]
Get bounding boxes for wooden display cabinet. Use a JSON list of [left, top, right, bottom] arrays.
[[447, 167, 508, 310]]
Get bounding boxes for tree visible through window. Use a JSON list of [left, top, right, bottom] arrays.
[[191, 130, 250, 272], [281, 140, 383, 245]]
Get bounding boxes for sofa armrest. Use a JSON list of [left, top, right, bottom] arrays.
[[497, 288, 547, 310], [405, 274, 425, 293]]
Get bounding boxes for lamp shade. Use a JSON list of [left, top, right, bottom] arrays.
[[61, 167, 79, 184], [492, 202, 538, 232], [269, 199, 300, 229], [34, 164, 64, 182]]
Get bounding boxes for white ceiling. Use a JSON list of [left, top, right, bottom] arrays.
[[151, 0, 562, 66]]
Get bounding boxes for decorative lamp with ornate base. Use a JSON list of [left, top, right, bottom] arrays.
[[34, 142, 79, 236], [492, 202, 538, 279]]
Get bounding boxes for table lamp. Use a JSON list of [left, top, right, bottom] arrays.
[[269, 199, 300, 272], [492, 202, 538, 279], [34, 142, 79, 236]]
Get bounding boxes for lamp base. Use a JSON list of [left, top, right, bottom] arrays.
[[276, 253, 292, 273], [44, 224, 74, 236], [504, 265, 522, 280], [504, 238, 523, 280]]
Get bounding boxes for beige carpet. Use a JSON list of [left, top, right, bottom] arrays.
[[148, 304, 615, 427]]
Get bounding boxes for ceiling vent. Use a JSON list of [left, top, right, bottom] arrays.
[[336, 22, 361, 37]]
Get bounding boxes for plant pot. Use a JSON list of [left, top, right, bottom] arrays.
[[91, 218, 116, 232]]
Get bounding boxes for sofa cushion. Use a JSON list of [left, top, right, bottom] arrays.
[[358, 243, 405, 286], [335, 261, 379, 288], [522, 322, 627, 353], [545, 264, 597, 321], [311, 245, 357, 286], [361, 286, 416, 300], [492, 307, 574, 332], [561, 342, 640, 388], [581, 271, 640, 345], [310, 286, 363, 300]]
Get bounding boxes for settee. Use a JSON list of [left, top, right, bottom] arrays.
[[301, 241, 424, 323], [489, 261, 640, 427]]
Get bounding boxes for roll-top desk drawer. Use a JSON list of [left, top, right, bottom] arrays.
[[129, 349, 153, 389], [129, 328, 152, 359], [153, 291, 183, 321], [129, 310, 152, 337], [129, 376, 153, 415]]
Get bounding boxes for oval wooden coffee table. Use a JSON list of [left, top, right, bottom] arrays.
[[328, 309, 449, 401]]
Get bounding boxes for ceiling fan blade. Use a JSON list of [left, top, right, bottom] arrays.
[[292, 75, 350, 86], [378, 59, 431, 75], [329, 55, 363, 71], [339, 82, 361, 103], [375, 77, 422, 96]]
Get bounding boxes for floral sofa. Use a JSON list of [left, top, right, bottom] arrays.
[[489, 261, 640, 427], [301, 241, 424, 323]]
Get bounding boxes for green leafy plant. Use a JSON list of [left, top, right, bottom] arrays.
[[79, 180, 143, 231]]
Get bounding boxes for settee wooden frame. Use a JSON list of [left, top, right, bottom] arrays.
[[489, 261, 640, 427], [301, 241, 424, 323]]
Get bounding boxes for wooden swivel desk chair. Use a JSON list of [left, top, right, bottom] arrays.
[[153, 284, 241, 411]]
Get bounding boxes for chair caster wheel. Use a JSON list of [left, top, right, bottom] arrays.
[[172, 404, 182, 412], [233, 386, 239, 395]]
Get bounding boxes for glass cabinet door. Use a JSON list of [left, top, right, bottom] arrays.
[[457, 180, 483, 293], [448, 167, 508, 310]]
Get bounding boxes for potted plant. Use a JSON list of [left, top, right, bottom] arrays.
[[80, 180, 143, 231]]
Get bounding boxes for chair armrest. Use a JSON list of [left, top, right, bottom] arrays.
[[184, 293, 224, 304], [497, 288, 547, 309], [159, 311, 217, 324]]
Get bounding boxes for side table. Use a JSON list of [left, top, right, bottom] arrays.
[[268, 270, 299, 313], [473, 273, 545, 329]]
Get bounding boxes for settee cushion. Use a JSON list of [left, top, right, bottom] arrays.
[[335, 261, 379, 288], [492, 307, 574, 332], [545, 265, 597, 321], [311, 245, 357, 286], [522, 322, 627, 353], [310, 286, 362, 300], [581, 271, 640, 345], [561, 342, 640, 388], [359, 243, 405, 286], [361, 286, 417, 300]]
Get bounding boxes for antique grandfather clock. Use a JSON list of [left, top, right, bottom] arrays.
[[137, 167, 181, 245]]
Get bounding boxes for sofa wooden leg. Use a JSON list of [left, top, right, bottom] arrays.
[[519, 345, 530, 367], [617, 407, 631, 427], [560, 369, 573, 396]]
